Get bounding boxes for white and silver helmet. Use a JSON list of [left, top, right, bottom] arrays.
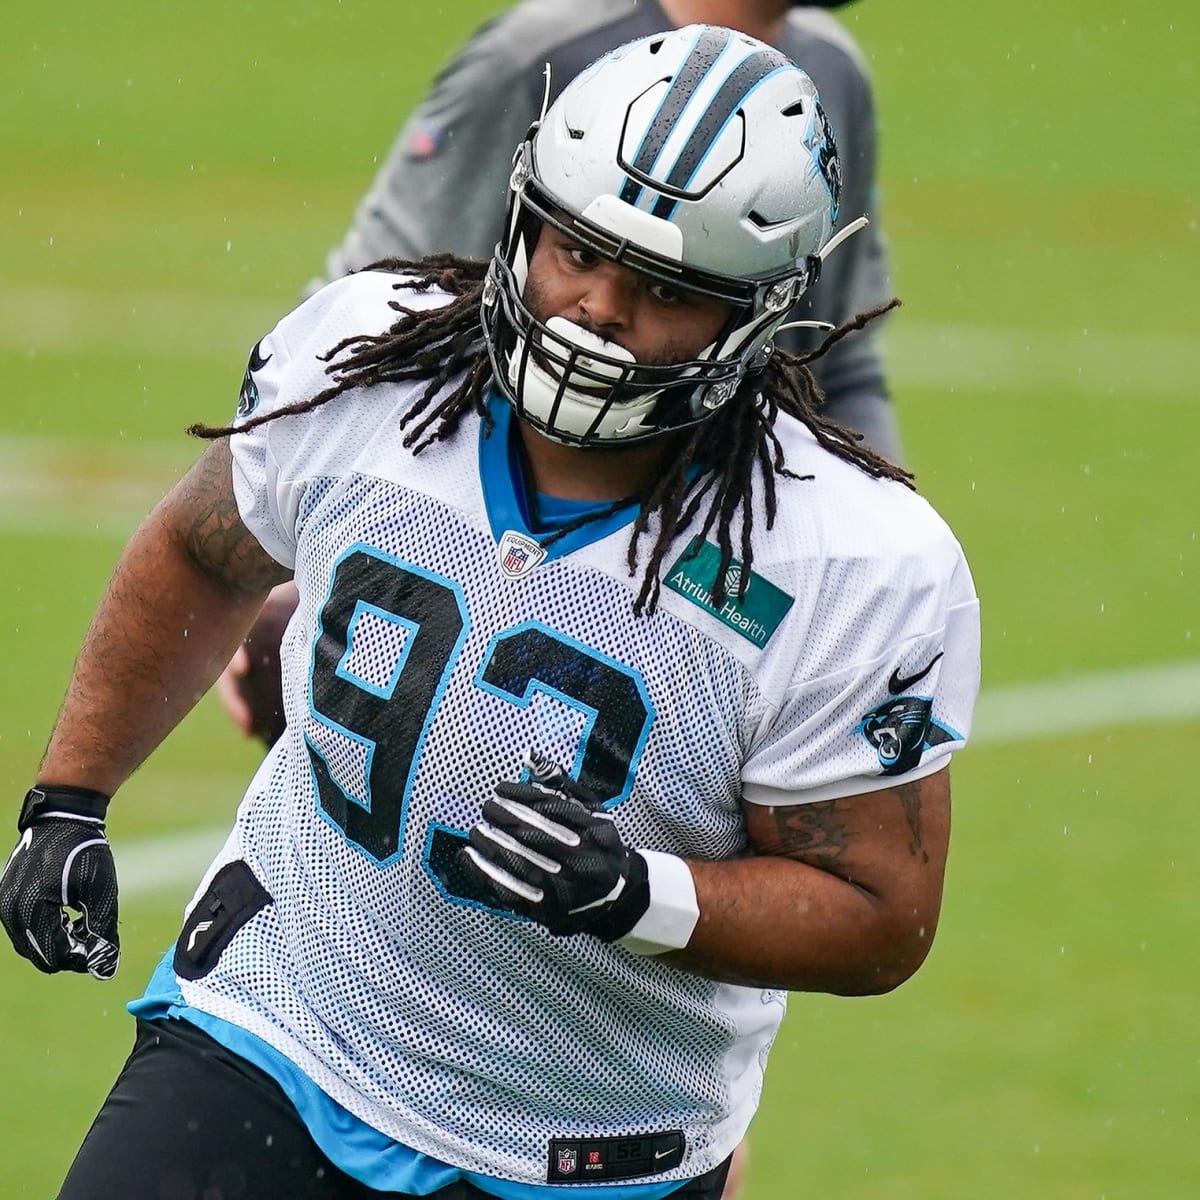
[[481, 23, 848, 446]]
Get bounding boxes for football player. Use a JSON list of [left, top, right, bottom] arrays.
[[0, 26, 978, 1200], [224, 0, 902, 744]]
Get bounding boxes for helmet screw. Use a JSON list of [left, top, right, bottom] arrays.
[[509, 144, 531, 192], [749, 342, 774, 371], [765, 282, 794, 313], [703, 380, 737, 410]]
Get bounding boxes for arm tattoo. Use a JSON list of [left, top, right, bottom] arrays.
[[175, 441, 288, 593], [895, 779, 927, 863], [758, 779, 929, 875], [765, 802, 851, 874]]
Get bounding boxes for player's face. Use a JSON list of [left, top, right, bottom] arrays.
[[524, 223, 732, 367]]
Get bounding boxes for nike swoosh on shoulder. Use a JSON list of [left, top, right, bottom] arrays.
[[248, 339, 273, 373], [887, 651, 944, 695]]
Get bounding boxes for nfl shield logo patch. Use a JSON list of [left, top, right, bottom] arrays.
[[497, 530, 547, 580], [557, 1147, 578, 1176]]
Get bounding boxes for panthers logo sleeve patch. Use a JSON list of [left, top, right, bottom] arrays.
[[858, 695, 961, 776]]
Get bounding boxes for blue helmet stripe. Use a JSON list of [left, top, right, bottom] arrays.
[[651, 54, 793, 220], [618, 26, 733, 208]]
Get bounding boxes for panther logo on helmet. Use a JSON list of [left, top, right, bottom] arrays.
[[809, 101, 842, 222]]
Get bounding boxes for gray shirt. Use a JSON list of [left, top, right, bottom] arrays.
[[320, 0, 902, 460]]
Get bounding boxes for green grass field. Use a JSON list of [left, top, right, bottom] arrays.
[[1, 3, 1197, 1196]]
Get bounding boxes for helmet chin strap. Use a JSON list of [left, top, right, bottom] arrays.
[[771, 216, 871, 336], [538, 63, 553, 124], [817, 215, 868, 262], [775, 319, 836, 333]]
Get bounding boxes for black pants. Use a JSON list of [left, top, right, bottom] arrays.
[[58, 1018, 732, 1200]]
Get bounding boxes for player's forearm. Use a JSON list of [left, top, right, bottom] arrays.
[[664, 852, 943, 995], [38, 517, 270, 795]]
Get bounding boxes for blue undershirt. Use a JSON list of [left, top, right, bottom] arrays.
[[483, 389, 636, 551], [501, 402, 613, 536]]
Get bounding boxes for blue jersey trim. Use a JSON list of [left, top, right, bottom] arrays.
[[535, 489, 612, 533], [479, 391, 640, 552], [130, 953, 688, 1199]]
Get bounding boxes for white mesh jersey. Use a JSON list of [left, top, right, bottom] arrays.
[[184, 271, 979, 1185]]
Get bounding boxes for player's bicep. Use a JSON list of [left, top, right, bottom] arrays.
[[743, 767, 951, 911], [159, 439, 290, 596]]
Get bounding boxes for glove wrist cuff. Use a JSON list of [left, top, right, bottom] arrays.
[[19, 785, 111, 831], [618, 850, 699, 956]]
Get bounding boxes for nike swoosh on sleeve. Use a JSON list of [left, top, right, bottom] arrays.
[[887, 651, 944, 694]]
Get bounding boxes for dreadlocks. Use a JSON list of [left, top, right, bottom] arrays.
[[190, 255, 912, 615]]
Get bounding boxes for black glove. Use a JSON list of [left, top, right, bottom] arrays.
[[0, 785, 120, 979], [461, 751, 649, 940]]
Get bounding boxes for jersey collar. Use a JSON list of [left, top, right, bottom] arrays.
[[478, 391, 641, 560]]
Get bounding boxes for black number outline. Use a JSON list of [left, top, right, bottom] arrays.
[[305, 544, 469, 865], [305, 552, 655, 908]]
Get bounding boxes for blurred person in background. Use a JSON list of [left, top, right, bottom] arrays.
[[0, 26, 978, 1200]]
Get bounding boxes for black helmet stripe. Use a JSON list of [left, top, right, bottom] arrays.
[[650, 50, 792, 220], [618, 26, 733, 207]]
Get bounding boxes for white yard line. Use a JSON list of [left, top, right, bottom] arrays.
[[115, 826, 230, 902], [0, 286, 277, 362], [0, 433, 195, 538], [971, 659, 1200, 746], [114, 658, 1200, 897], [885, 323, 1196, 399], [1, 285, 1195, 397]]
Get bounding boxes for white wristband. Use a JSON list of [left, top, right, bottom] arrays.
[[618, 850, 700, 956]]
